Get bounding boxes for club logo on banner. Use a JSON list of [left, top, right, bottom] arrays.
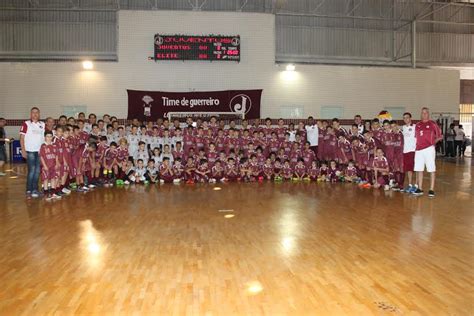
[[127, 89, 262, 120]]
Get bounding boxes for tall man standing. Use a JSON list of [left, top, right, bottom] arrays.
[[305, 116, 319, 156], [20, 107, 45, 198], [413, 107, 442, 197], [401, 112, 416, 193]]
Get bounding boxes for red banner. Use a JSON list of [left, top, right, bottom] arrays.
[[127, 89, 262, 120]]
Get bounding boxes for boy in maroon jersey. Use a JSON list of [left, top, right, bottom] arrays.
[[293, 158, 307, 181], [172, 141, 185, 161], [225, 157, 240, 182], [371, 118, 384, 150], [40, 131, 60, 200], [372, 148, 390, 190], [302, 142, 316, 168], [280, 133, 292, 156], [380, 120, 394, 170], [324, 126, 337, 161], [182, 127, 195, 154], [206, 143, 219, 167], [332, 118, 347, 138], [95, 136, 109, 183], [172, 158, 184, 183], [210, 160, 225, 182], [239, 157, 251, 181], [262, 157, 274, 180], [117, 138, 129, 165], [159, 157, 174, 183], [351, 138, 369, 185], [184, 156, 196, 184], [53, 126, 70, 195], [103, 142, 119, 184], [344, 160, 359, 183], [276, 119, 287, 141], [289, 142, 301, 167], [281, 160, 293, 181], [273, 158, 283, 181], [336, 135, 351, 165], [390, 121, 404, 191], [215, 129, 227, 153], [318, 162, 329, 181], [262, 118, 274, 141], [195, 159, 211, 183], [308, 160, 319, 181], [277, 148, 288, 162], [413, 107, 443, 197], [317, 120, 327, 160], [63, 126, 74, 189], [249, 155, 263, 181], [268, 132, 280, 154], [194, 127, 206, 152], [328, 160, 342, 182], [76, 142, 97, 192]]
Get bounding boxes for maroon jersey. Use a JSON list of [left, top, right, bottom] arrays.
[[249, 162, 261, 176], [289, 149, 301, 166], [365, 138, 377, 158], [268, 139, 280, 153], [52, 136, 65, 164], [172, 164, 184, 179], [194, 135, 205, 151], [256, 153, 266, 165], [40, 143, 57, 167], [215, 135, 227, 153], [172, 149, 185, 161], [183, 134, 195, 152], [319, 166, 328, 176], [78, 131, 89, 146], [352, 143, 368, 167], [392, 131, 404, 172], [317, 127, 325, 159], [276, 127, 287, 141], [372, 156, 389, 170], [308, 165, 319, 179], [227, 137, 240, 153], [302, 149, 315, 167], [273, 161, 282, 175], [225, 163, 239, 178], [159, 164, 174, 182], [211, 165, 224, 179], [80, 147, 94, 172], [372, 128, 384, 149], [334, 127, 348, 138], [415, 120, 442, 151], [282, 164, 293, 178], [328, 166, 340, 181], [280, 141, 292, 155], [96, 143, 109, 163], [277, 153, 289, 162], [345, 166, 358, 178], [262, 163, 274, 176], [104, 147, 118, 166], [117, 146, 129, 163], [336, 139, 352, 164], [294, 164, 307, 177], [324, 134, 337, 160], [206, 151, 218, 167]]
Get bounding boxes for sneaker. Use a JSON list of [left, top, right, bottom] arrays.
[[428, 190, 435, 197], [0, 172, 6, 176], [62, 187, 71, 194], [45, 194, 53, 201], [31, 191, 40, 198], [56, 191, 64, 197], [392, 186, 400, 191], [77, 187, 85, 192], [401, 185, 411, 193], [88, 184, 96, 189], [52, 193, 62, 199], [384, 185, 390, 191], [412, 188, 424, 196], [124, 180, 130, 185], [409, 185, 418, 194], [82, 186, 90, 191]]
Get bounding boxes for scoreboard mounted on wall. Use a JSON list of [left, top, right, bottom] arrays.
[[153, 34, 240, 62]]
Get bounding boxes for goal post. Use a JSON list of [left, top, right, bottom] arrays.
[[167, 111, 246, 122]]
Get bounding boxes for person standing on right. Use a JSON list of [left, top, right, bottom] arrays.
[[305, 116, 319, 157], [401, 112, 416, 193], [20, 107, 45, 198], [413, 107, 443, 197]]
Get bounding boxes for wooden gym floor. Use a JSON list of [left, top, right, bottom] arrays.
[[0, 159, 472, 315]]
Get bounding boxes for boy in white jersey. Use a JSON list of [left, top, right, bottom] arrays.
[[134, 141, 149, 165], [127, 125, 140, 158]]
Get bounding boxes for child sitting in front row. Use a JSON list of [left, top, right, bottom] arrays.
[[293, 158, 307, 181], [344, 160, 359, 183], [372, 148, 390, 191]]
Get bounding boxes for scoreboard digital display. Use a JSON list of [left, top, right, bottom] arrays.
[[154, 34, 240, 62]]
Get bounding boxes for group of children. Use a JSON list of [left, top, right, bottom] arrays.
[[38, 115, 405, 200]]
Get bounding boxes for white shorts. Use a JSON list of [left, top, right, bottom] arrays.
[[414, 146, 436, 173]]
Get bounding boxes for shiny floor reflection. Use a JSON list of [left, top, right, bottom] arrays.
[[0, 160, 472, 315]]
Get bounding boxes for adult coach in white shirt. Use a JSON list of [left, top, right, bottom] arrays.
[[20, 107, 45, 198], [401, 112, 416, 193], [305, 116, 319, 155]]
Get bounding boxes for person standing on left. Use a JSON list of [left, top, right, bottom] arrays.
[[413, 107, 443, 197], [20, 107, 45, 198]]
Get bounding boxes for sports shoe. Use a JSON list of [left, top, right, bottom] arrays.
[[62, 187, 71, 194], [52, 193, 62, 199], [45, 194, 53, 201], [402, 185, 412, 193], [409, 185, 418, 194], [428, 190, 435, 197], [124, 180, 130, 185], [391, 186, 400, 191], [0, 172, 6, 176], [31, 191, 40, 198], [77, 187, 85, 192], [412, 188, 424, 196], [88, 184, 96, 189], [384, 185, 390, 191], [82, 186, 90, 191]]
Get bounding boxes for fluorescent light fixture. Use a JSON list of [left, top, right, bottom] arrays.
[[286, 64, 295, 71], [82, 60, 94, 70]]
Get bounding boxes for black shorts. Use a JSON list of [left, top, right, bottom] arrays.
[[0, 146, 6, 162]]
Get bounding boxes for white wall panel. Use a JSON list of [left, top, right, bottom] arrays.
[[0, 10, 460, 124]]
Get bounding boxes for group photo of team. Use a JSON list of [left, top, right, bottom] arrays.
[[16, 106, 442, 201]]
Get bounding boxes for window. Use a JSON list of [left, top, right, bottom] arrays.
[[320, 106, 343, 119]]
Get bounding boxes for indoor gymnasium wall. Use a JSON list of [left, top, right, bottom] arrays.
[[0, 10, 460, 129]]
